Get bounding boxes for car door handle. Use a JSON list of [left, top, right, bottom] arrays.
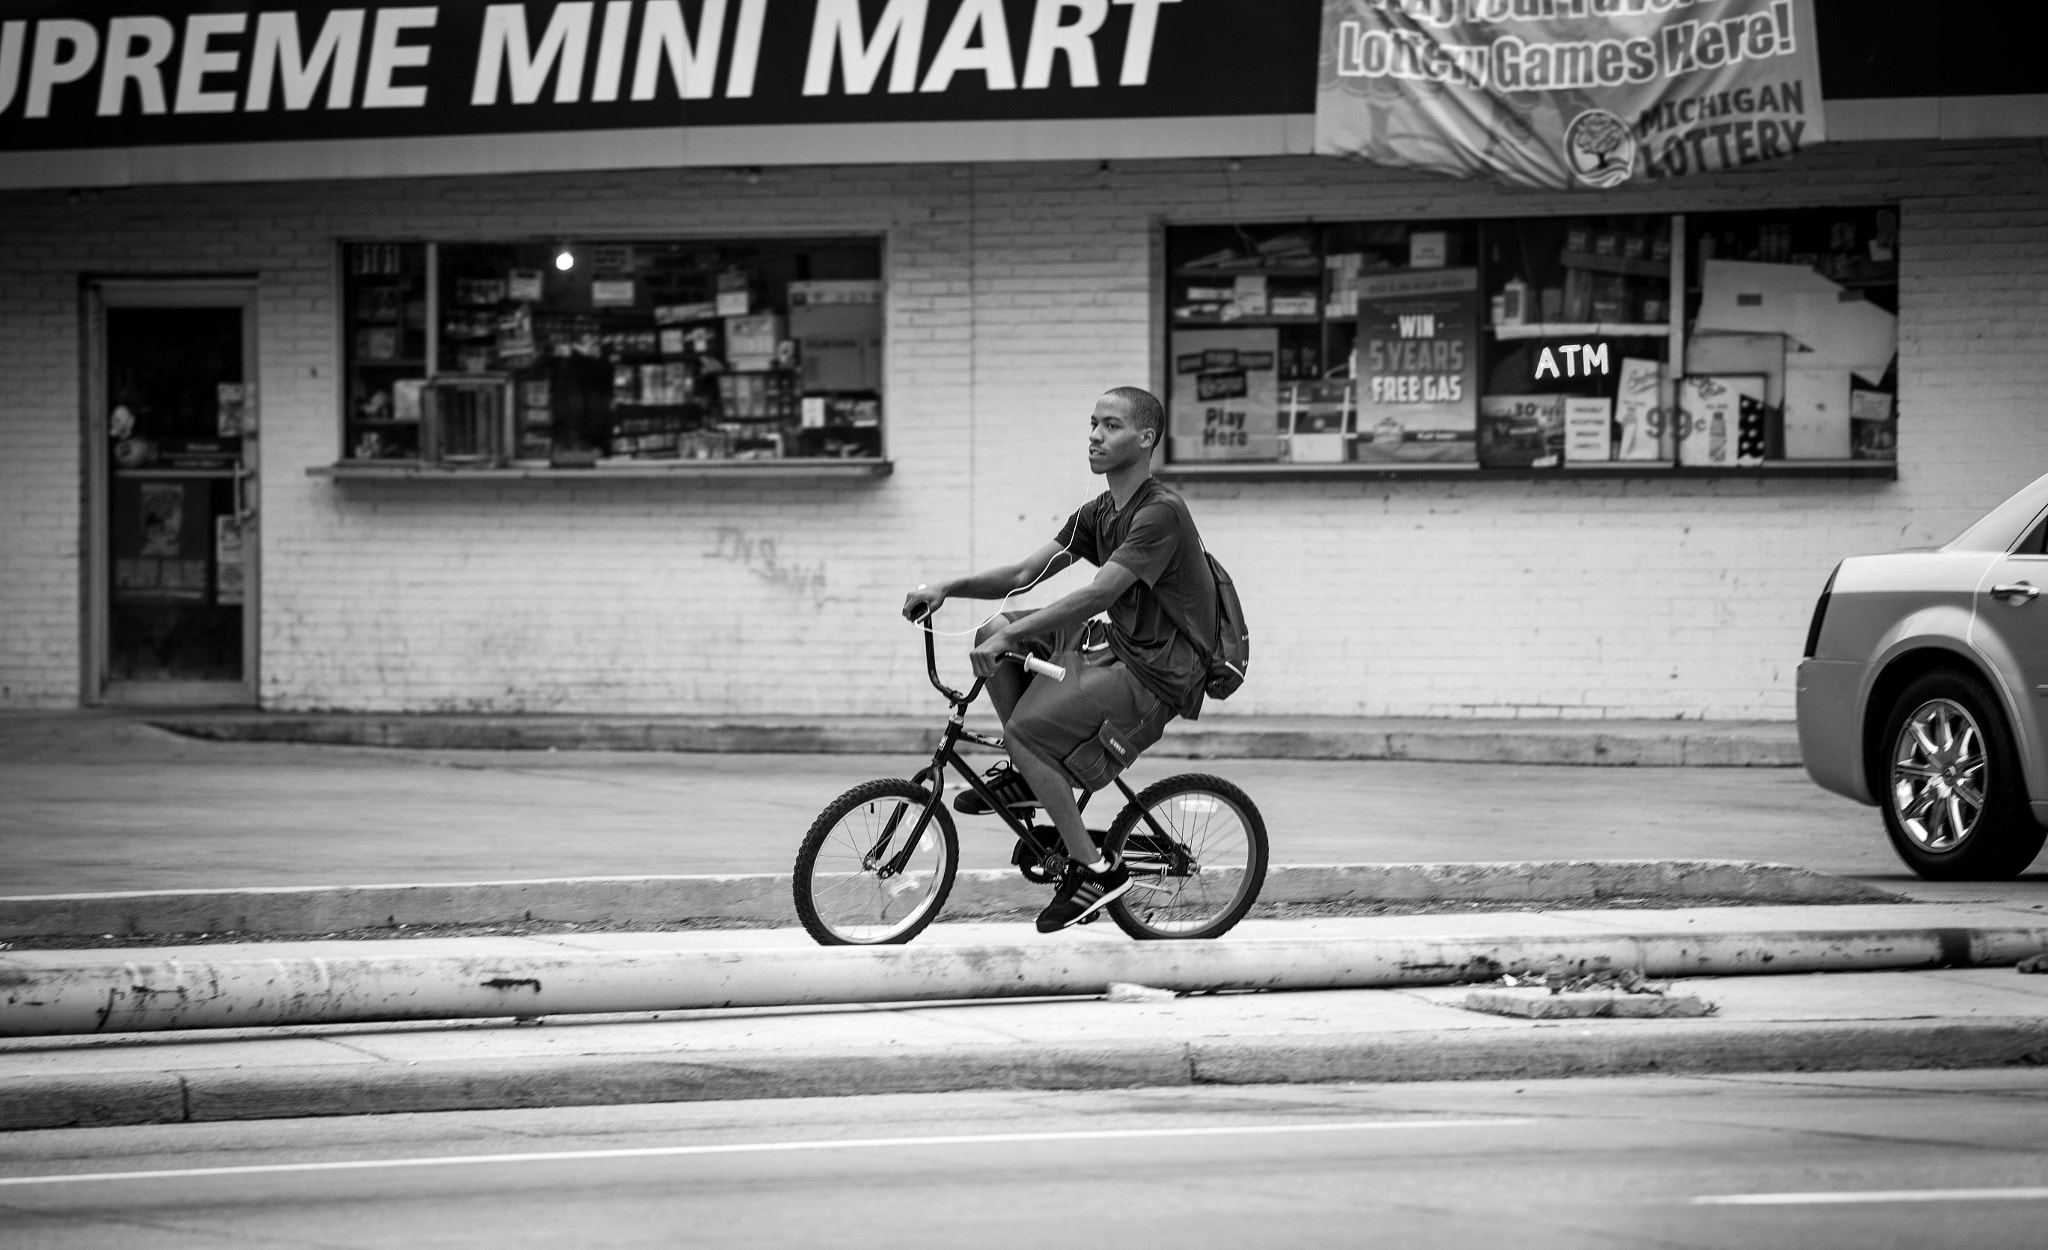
[[1990, 582, 2041, 603]]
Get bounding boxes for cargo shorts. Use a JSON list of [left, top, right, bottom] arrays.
[[998, 613, 1175, 792]]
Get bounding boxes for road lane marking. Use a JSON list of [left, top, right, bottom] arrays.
[[1694, 1187, 2048, 1206], [0, 1118, 1533, 1188]]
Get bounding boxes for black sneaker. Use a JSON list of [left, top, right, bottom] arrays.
[[1036, 858, 1132, 933], [954, 761, 1038, 816]]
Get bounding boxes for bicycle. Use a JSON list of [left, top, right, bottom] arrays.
[[792, 618, 1268, 945]]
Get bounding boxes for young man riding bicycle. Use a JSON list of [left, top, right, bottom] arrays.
[[902, 386, 1218, 933]]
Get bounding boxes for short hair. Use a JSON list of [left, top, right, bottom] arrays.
[[1105, 386, 1165, 447]]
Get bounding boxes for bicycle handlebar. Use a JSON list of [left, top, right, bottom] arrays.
[[911, 614, 1065, 706], [1017, 653, 1067, 681]]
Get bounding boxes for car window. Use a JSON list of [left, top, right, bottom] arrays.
[[1945, 472, 2048, 552], [2015, 511, 2048, 556]]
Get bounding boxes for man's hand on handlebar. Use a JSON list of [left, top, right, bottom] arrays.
[[902, 583, 946, 624], [968, 625, 1011, 677]]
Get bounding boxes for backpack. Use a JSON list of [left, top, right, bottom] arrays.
[[1148, 490, 1249, 701], [1188, 550, 1250, 701]]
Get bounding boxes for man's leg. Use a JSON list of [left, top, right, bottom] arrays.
[[1005, 736, 1097, 864], [974, 617, 1029, 724], [974, 617, 1092, 858]]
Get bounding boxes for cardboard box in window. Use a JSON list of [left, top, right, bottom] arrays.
[[790, 302, 882, 392], [1784, 366, 1851, 459]]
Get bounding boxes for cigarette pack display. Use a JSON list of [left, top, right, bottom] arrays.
[[1614, 357, 1666, 460], [654, 302, 718, 324], [1675, 374, 1765, 467], [1563, 396, 1613, 462], [1478, 395, 1565, 468], [507, 270, 545, 302], [788, 279, 883, 305]]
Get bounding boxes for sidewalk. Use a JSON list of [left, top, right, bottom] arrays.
[[6, 907, 2048, 1130], [0, 710, 1947, 897]]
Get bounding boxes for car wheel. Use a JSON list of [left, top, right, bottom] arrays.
[[1878, 670, 2046, 879]]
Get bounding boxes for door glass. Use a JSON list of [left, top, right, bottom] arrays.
[[106, 307, 247, 684]]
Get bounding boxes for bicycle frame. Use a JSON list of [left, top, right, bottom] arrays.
[[867, 623, 1183, 881]]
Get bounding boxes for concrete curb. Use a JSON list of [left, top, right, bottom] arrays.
[[8, 921, 2040, 1037], [140, 712, 1804, 767], [0, 861, 1898, 938], [7, 1018, 2047, 1131]]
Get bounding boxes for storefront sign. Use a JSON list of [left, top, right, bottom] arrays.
[[1353, 266, 1478, 463], [0, 1, 1319, 184], [1315, 0, 1827, 189]]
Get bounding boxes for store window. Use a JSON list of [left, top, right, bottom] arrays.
[[1164, 206, 1898, 470], [342, 238, 884, 467]]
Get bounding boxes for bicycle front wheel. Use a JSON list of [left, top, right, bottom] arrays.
[[1105, 773, 1267, 940], [793, 778, 959, 945]]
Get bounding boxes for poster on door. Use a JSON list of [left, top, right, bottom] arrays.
[[112, 479, 211, 602]]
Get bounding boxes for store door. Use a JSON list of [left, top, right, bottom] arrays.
[[88, 283, 258, 706]]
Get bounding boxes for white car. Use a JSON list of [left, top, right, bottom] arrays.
[[1797, 471, 2048, 879]]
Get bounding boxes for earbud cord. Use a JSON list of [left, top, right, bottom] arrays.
[[919, 530, 1078, 637]]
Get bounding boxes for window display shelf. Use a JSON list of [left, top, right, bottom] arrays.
[[1491, 322, 1672, 340], [1159, 459, 1895, 483], [310, 459, 892, 482]]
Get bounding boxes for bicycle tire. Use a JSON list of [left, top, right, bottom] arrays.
[[1104, 773, 1267, 941], [793, 778, 960, 945]]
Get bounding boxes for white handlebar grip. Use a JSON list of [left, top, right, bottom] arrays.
[[1022, 654, 1067, 681]]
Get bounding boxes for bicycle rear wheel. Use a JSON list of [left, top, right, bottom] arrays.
[[793, 778, 959, 945], [1105, 773, 1266, 940]]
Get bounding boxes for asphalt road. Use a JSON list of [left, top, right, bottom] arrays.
[[3, 1071, 2045, 1248]]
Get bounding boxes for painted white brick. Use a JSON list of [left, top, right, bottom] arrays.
[[2, 142, 2045, 719]]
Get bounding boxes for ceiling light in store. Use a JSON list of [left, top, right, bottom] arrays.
[[555, 248, 574, 272]]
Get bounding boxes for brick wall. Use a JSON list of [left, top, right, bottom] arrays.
[[3, 138, 2044, 719]]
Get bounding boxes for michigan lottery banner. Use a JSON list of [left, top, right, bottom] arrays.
[[1315, 0, 1826, 189]]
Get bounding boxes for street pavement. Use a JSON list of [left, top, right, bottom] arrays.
[[7, 710, 2048, 1134], [4, 1071, 2047, 1248], [4, 711, 2038, 901]]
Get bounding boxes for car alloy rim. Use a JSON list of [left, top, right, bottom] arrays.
[[1889, 698, 1988, 853]]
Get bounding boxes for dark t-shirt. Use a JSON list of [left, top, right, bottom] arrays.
[[1054, 478, 1217, 720]]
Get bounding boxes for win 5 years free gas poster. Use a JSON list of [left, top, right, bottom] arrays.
[[1355, 267, 1480, 463]]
